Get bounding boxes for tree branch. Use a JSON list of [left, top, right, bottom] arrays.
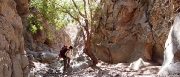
[[83, 0, 87, 18], [56, 3, 81, 25], [67, 12, 81, 25], [71, 0, 85, 17], [88, 0, 93, 22]]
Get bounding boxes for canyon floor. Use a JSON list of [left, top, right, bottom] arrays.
[[29, 59, 161, 77]]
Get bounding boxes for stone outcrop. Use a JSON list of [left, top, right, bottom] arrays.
[[92, 0, 179, 64], [0, 0, 29, 77], [158, 13, 180, 76], [23, 6, 71, 53], [14, 0, 29, 17], [149, 0, 180, 64]]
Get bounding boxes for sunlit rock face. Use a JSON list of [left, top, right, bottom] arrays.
[[0, 0, 29, 77], [92, 0, 178, 63], [158, 13, 180, 76], [53, 26, 72, 52]]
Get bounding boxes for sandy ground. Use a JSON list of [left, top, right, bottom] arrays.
[[29, 60, 161, 77]]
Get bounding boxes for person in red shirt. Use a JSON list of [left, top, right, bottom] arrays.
[[60, 46, 73, 72]]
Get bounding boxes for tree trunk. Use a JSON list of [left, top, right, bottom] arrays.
[[85, 33, 98, 65], [83, 27, 98, 65]]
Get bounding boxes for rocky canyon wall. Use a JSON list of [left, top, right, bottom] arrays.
[[158, 13, 180, 76], [92, 0, 180, 64], [0, 0, 29, 77]]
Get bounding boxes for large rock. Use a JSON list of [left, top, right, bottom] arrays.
[[14, 0, 29, 17], [0, 50, 12, 77], [158, 13, 180, 76], [91, 0, 180, 64], [0, 0, 29, 77], [148, 0, 180, 64]]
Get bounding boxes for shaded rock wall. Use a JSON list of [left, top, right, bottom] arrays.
[[23, 25, 71, 53], [0, 0, 29, 77], [23, 7, 71, 53], [92, 0, 179, 64], [149, 0, 180, 64]]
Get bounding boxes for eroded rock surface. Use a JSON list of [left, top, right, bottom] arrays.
[[0, 0, 29, 77], [92, 0, 179, 64], [158, 13, 180, 76]]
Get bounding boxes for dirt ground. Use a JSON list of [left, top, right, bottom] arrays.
[[29, 60, 161, 77]]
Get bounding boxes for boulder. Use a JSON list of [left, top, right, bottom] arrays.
[[158, 13, 180, 76]]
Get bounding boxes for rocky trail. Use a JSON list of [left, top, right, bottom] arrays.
[[29, 60, 161, 77]]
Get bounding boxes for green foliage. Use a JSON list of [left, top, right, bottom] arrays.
[[27, 0, 99, 31], [27, 0, 55, 33], [26, 14, 41, 33], [47, 31, 53, 40], [57, 0, 99, 29], [29, 0, 57, 23]]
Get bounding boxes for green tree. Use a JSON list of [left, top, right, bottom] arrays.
[[28, 0, 100, 65], [54, 0, 99, 65], [28, 0, 64, 45]]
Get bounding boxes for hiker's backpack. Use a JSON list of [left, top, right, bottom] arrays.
[[59, 46, 68, 58]]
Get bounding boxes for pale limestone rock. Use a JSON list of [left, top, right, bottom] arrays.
[[40, 51, 58, 63], [158, 13, 180, 76], [130, 58, 145, 70]]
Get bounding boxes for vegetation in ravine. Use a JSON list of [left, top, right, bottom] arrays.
[[28, 0, 100, 65]]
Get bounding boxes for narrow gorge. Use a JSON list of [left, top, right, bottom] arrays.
[[0, 0, 180, 77]]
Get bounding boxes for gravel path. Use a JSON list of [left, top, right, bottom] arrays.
[[29, 61, 161, 77]]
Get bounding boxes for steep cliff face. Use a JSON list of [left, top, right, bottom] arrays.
[[92, 0, 179, 64], [0, 0, 29, 77], [149, 0, 180, 64]]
